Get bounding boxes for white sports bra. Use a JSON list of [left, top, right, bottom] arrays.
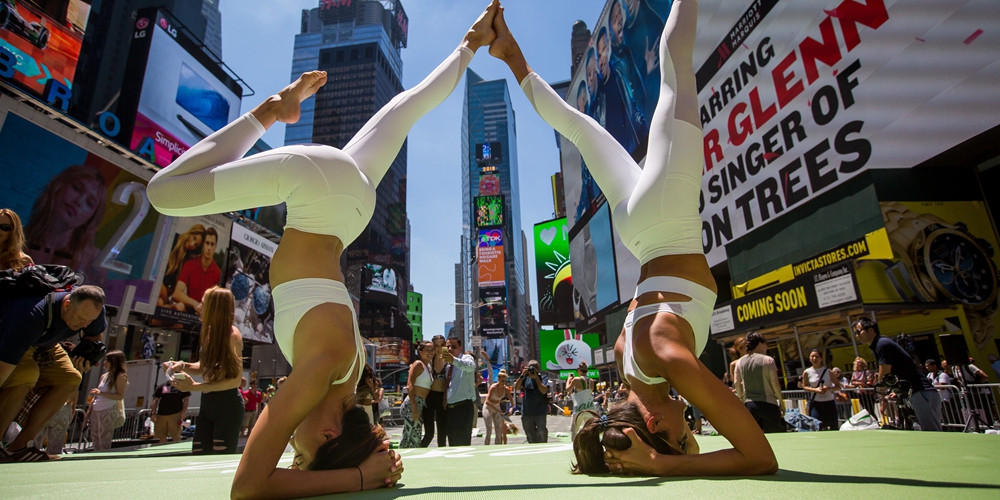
[[413, 362, 432, 390], [622, 276, 718, 386]]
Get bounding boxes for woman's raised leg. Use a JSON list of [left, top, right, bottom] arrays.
[[343, 0, 499, 185], [490, 6, 640, 211]]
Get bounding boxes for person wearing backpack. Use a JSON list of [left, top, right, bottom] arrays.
[[800, 349, 841, 431], [0, 285, 107, 461]]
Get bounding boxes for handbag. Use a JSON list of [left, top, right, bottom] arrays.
[[112, 399, 126, 429]]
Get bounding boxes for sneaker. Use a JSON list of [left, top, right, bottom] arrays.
[[0, 448, 13, 463], [9, 441, 59, 462]]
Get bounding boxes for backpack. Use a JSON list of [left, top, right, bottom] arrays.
[[0, 265, 82, 300]]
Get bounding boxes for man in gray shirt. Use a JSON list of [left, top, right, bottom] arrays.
[[734, 332, 785, 433]]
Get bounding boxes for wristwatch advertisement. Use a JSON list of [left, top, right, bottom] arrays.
[[878, 202, 999, 351]]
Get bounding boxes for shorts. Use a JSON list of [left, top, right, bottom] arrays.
[[1, 345, 81, 390], [242, 410, 258, 428]]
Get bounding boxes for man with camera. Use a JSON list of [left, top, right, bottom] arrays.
[[852, 317, 941, 431], [514, 360, 548, 443], [0, 285, 107, 461]]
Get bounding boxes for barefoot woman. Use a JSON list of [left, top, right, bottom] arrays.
[[489, 0, 777, 476], [146, 3, 500, 496]]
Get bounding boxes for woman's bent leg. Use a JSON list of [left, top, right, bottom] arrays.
[[343, 47, 474, 185]]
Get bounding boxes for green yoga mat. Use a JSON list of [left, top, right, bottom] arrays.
[[2, 432, 998, 499]]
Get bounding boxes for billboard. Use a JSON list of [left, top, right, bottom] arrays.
[[478, 174, 500, 196], [539, 329, 601, 373], [569, 203, 619, 329], [479, 303, 507, 338], [475, 195, 504, 228], [372, 337, 410, 368], [561, 0, 671, 229], [225, 223, 276, 343], [475, 142, 503, 166], [481, 337, 508, 383], [534, 218, 574, 325], [477, 229, 505, 288], [121, 10, 242, 167], [364, 263, 399, 303], [151, 214, 232, 329], [0, 0, 90, 95], [0, 102, 160, 311], [695, 0, 1000, 266]]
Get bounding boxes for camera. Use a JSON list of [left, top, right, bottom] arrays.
[[69, 339, 107, 365]]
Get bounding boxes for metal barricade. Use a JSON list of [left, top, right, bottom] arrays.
[[965, 384, 999, 430]]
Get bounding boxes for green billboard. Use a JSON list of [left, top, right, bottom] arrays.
[[539, 329, 600, 373], [533, 217, 573, 325]]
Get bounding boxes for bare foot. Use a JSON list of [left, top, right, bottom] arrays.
[[463, 0, 499, 51], [272, 71, 327, 124], [488, 7, 519, 62]]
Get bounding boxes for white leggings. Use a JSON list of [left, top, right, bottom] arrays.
[[519, 0, 702, 265], [147, 46, 474, 244]]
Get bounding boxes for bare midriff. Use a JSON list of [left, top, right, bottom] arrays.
[[269, 229, 345, 287], [635, 253, 717, 307]]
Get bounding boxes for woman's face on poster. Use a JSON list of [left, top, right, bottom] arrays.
[[185, 232, 203, 251], [56, 177, 102, 229]]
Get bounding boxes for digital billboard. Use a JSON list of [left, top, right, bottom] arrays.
[[539, 329, 601, 373], [478, 174, 500, 196], [479, 303, 507, 338], [226, 223, 276, 343], [695, 0, 1000, 266], [0, 0, 90, 95], [475, 142, 503, 165], [372, 337, 411, 368], [569, 203, 619, 329], [0, 98, 160, 312], [477, 229, 505, 288], [561, 0, 671, 229], [475, 195, 504, 228], [534, 218, 574, 325], [121, 9, 243, 167], [150, 214, 232, 330], [481, 337, 508, 383], [364, 263, 399, 303]]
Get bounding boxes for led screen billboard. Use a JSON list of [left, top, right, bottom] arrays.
[[371, 337, 410, 368], [569, 203, 618, 329], [539, 329, 601, 373], [534, 218, 574, 325], [151, 214, 232, 330], [475, 195, 504, 228], [477, 229, 505, 288], [226, 223, 276, 343], [475, 142, 503, 165], [0, 98, 160, 312], [479, 303, 507, 338], [694, 0, 1000, 266], [364, 263, 399, 303], [122, 10, 242, 167], [0, 0, 90, 95]]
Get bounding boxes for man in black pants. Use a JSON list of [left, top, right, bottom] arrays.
[[515, 360, 549, 443], [852, 317, 941, 431], [443, 336, 475, 446]]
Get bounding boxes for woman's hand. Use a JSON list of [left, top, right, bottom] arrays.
[[171, 372, 196, 392], [603, 428, 668, 476], [358, 441, 404, 490], [89, 388, 101, 396]]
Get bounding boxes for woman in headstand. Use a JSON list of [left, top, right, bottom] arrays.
[[489, 0, 777, 476], [146, 3, 500, 496]]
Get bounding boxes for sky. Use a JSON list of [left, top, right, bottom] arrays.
[[220, 0, 609, 341]]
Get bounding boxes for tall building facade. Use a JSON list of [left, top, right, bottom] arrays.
[[460, 69, 526, 358], [406, 291, 422, 344], [287, 0, 413, 345], [71, 0, 222, 125]]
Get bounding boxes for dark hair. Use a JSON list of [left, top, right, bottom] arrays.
[[572, 402, 680, 474], [745, 332, 765, 351], [432, 334, 445, 342], [204, 227, 219, 242], [103, 350, 127, 392], [925, 359, 938, 366], [306, 405, 388, 471], [355, 363, 377, 405], [852, 317, 879, 335], [578, 362, 588, 371], [448, 336, 462, 347], [68, 285, 106, 307]]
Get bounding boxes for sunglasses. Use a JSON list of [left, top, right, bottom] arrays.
[[230, 272, 271, 315], [0, 223, 13, 232]]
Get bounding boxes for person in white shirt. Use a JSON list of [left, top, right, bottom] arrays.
[[799, 349, 841, 431], [442, 336, 476, 446]]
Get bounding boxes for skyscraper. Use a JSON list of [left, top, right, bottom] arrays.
[[461, 69, 526, 358], [287, 0, 413, 345]]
